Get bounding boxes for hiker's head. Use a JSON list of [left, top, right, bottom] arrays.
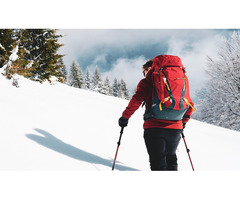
[[142, 59, 153, 77]]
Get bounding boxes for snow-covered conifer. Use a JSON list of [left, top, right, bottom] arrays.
[[92, 66, 104, 93], [0, 29, 15, 69], [84, 67, 92, 90], [112, 78, 119, 97], [2, 29, 65, 82], [120, 79, 130, 100], [59, 58, 68, 83], [102, 76, 112, 95], [69, 60, 85, 88]]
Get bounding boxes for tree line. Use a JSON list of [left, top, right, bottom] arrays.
[[68, 60, 131, 100], [0, 29, 131, 100]]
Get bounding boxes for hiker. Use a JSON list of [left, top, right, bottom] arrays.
[[118, 55, 194, 171]]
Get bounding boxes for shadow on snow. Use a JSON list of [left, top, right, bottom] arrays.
[[26, 128, 138, 171]]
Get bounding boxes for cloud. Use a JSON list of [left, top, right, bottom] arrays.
[[58, 29, 234, 98], [92, 53, 108, 65], [58, 29, 175, 68], [166, 33, 224, 97], [102, 56, 147, 92]]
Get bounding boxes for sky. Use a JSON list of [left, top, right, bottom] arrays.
[[1, 0, 239, 99], [58, 29, 235, 98]]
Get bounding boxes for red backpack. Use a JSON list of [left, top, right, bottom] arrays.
[[150, 55, 195, 121]]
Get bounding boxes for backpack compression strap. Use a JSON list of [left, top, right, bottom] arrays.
[[159, 69, 175, 110]]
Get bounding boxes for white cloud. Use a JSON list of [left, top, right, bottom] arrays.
[[166, 33, 224, 97], [84, 53, 109, 73], [92, 54, 108, 65], [102, 56, 147, 92], [58, 29, 180, 68], [58, 29, 233, 98]]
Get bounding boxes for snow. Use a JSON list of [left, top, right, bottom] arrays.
[[9, 45, 18, 61], [0, 45, 19, 72], [0, 43, 5, 50], [26, 60, 34, 69], [0, 73, 240, 199]]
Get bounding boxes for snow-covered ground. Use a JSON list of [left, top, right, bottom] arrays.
[[1, 73, 240, 199]]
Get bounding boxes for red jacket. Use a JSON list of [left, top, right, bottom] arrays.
[[122, 69, 194, 130]]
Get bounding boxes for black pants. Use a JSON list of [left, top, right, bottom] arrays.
[[144, 128, 182, 171]]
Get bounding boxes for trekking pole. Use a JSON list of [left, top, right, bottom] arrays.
[[112, 127, 124, 171], [181, 131, 195, 171]]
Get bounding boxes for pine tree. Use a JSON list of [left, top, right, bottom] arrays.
[[69, 60, 85, 88], [98, 79, 104, 94], [102, 76, 113, 95], [28, 29, 65, 82], [120, 79, 130, 100], [59, 58, 68, 83], [84, 67, 92, 90], [117, 81, 124, 98], [0, 29, 15, 68], [2, 29, 65, 82], [112, 78, 119, 97], [92, 66, 104, 93], [2, 29, 35, 78]]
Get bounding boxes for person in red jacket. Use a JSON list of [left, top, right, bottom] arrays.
[[118, 59, 194, 171]]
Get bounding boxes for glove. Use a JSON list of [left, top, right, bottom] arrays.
[[182, 122, 187, 130], [118, 116, 128, 128]]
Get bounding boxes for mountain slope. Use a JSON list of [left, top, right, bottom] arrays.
[[0, 74, 240, 171]]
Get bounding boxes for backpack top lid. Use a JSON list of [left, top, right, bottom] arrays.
[[152, 55, 185, 71]]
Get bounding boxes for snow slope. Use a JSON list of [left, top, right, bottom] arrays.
[[1, 73, 240, 199], [1, 74, 240, 171]]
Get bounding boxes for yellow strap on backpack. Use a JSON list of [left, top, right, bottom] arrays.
[[162, 74, 170, 91], [184, 98, 195, 112], [159, 102, 162, 111], [159, 96, 170, 111]]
